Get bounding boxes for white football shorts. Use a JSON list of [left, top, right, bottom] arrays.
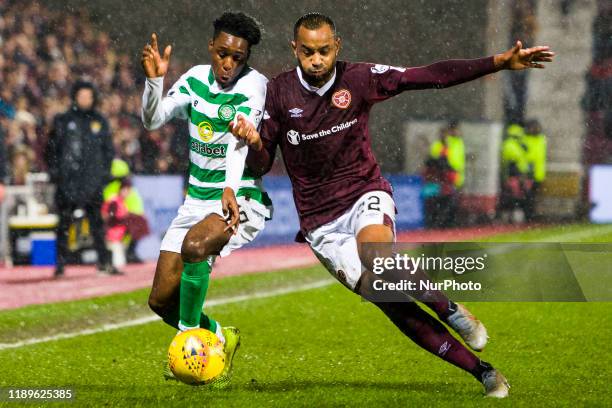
[[160, 196, 271, 257], [305, 190, 396, 290]]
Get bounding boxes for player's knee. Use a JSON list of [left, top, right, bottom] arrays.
[[356, 225, 394, 271], [181, 233, 224, 263], [181, 236, 209, 263]]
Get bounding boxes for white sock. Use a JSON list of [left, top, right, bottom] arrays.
[[215, 323, 225, 344], [178, 321, 197, 332]]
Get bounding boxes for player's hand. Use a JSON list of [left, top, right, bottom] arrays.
[[495, 40, 555, 70], [141, 33, 172, 78], [0, 183, 5, 203], [221, 187, 240, 235], [229, 115, 263, 151]]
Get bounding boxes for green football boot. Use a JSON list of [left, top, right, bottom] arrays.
[[209, 326, 241, 389]]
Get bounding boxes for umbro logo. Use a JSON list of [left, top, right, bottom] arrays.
[[289, 107, 303, 118], [438, 341, 451, 356]]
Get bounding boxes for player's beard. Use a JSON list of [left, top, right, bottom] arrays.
[[298, 59, 335, 88]]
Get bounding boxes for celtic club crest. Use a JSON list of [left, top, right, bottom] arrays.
[[218, 104, 236, 121]]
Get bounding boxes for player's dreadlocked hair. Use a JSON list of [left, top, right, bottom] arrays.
[[213, 12, 262, 47], [293, 12, 337, 39]]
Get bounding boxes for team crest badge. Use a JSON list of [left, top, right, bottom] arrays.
[[90, 120, 102, 134], [218, 104, 236, 121], [198, 120, 214, 142], [331, 89, 351, 109]]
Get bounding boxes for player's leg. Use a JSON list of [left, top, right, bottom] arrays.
[[308, 223, 507, 396], [147, 253, 219, 332], [148, 250, 184, 327], [178, 213, 231, 334], [180, 212, 245, 389], [373, 299, 509, 397], [354, 193, 487, 351], [199, 199, 270, 389]]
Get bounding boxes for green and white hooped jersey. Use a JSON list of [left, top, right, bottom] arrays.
[[142, 64, 271, 217]]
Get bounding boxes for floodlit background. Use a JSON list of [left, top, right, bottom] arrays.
[[0, 2, 611, 405], [0, 0, 610, 270]]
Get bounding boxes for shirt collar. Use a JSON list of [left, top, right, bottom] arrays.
[[296, 66, 337, 96]]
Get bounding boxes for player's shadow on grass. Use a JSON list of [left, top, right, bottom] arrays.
[[236, 379, 467, 394]]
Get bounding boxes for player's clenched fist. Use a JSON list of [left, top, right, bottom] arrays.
[[141, 33, 172, 78], [230, 115, 263, 151]]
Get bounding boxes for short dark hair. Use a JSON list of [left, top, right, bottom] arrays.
[[293, 12, 336, 39], [71, 80, 98, 106], [213, 12, 262, 47]]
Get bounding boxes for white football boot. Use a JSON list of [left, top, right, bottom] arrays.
[[447, 303, 488, 351], [482, 369, 510, 398]]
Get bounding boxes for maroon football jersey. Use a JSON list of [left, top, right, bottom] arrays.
[[260, 58, 495, 234]]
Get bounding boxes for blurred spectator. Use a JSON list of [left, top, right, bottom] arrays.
[[522, 118, 547, 221], [103, 159, 149, 264], [9, 144, 34, 185], [582, 0, 612, 178], [0, 0, 189, 179], [424, 121, 465, 228], [429, 120, 466, 189], [0, 121, 7, 202], [102, 180, 131, 269], [498, 124, 530, 223], [504, 0, 538, 125], [422, 156, 456, 229], [45, 81, 117, 277]]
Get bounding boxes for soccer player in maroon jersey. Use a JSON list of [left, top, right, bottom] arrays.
[[230, 12, 554, 398]]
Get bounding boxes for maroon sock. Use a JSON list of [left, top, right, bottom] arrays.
[[424, 299, 457, 321], [376, 301, 490, 381], [383, 262, 456, 320]]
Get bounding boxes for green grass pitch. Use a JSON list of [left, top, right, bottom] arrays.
[[0, 224, 610, 406]]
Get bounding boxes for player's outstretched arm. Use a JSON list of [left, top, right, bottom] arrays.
[[140, 33, 188, 130], [383, 40, 556, 95], [493, 40, 555, 70]]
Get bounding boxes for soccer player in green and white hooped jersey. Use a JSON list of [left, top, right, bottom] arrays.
[[140, 12, 271, 386]]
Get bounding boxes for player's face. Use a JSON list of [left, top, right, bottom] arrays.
[[292, 24, 341, 87], [208, 31, 249, 87]]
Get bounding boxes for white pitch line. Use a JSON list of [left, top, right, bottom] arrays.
[[0, 279, 334, 351], [2, 224, 609, 351]]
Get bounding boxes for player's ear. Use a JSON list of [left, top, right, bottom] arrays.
[[335, 36, 342, 56], [208, 39, 214, 54], [291, 40, 298, 58]]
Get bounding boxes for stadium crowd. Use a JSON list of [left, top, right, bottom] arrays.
[[0, 0, 609, 227], [582, 0, 612, 166], [0, 0, 190, 187]]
